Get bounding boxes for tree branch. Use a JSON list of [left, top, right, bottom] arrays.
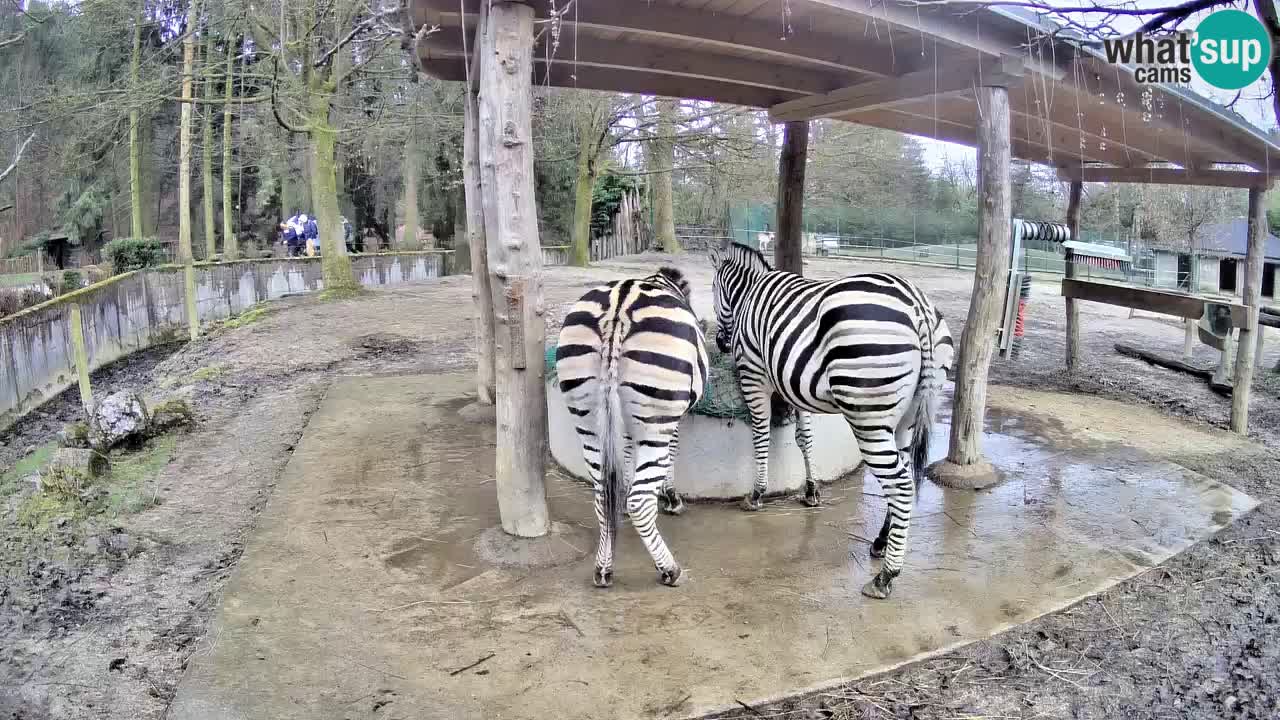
[[0, 132, 34, 184], [313, 5, 400, 69], [0, 32, 24, 50], [270, 59, 310, 133]]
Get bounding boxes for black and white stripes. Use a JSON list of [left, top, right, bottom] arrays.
[[555, 267, 709, 588], [710, 244, 954, 600]]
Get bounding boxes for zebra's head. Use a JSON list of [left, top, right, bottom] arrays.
[[709, 243, 771, 353]]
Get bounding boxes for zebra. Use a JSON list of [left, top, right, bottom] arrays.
[[555, 266, 709, 588], [709, 244, 954, 600]]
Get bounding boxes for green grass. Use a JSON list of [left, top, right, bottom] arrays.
[[0, 272, 42, 288], [189, 363, 228, 382], [218, 304, 268, 330], [318, 286, 366, 302], [0, 441, 58, 498], [104, 434, 175, 516]]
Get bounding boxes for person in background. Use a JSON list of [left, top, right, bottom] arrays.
[[342, 216, 355, 253], [303, 214, 320, 256], [281, 213, 303, 257]]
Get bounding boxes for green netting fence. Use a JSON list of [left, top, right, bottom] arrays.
[[544, 342, 751, 420]]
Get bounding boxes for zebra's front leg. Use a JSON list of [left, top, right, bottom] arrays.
[[629, 437, 683, 586], [794, 410, 821, 507], [740, 377, 773, 511], [659, 425, 686, 516], [857, 429, 915, 599]]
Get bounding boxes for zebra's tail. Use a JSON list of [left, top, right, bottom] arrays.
[[909, 378, 939, 492], [597, 331, 628, 547]]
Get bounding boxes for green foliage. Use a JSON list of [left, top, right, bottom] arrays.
[[103, 237, 165, 272], [57, 186, 109, 247], [0, 442, 58, 498], [590, 173, 640, 237], [218, 304, 268, 330], [104, 435, 175, 517], [62, 270, 82, 290]]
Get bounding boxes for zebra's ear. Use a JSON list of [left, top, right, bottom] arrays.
[[708, 246, 722, 268]]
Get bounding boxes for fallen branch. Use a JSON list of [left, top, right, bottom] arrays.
[[449, 652, 495, 676], [1115, 343, 1211, 380]]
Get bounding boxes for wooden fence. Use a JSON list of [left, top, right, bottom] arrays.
[[541, 189, 652, 266], [0, 253, 52, 276]]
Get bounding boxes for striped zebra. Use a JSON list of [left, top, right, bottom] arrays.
[[709, 244, 954, 599], [556, 267, 709, 588]]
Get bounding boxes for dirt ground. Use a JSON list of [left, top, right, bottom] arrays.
[[1, 254, 1277, 720]]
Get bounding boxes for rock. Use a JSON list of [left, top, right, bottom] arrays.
[[89, 390, 150, 449], [40, 448, 110, 496], [148, 398, 195, 433], [57, 421, 92, 448]]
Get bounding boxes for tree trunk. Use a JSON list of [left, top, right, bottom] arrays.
[[309, 84, 357, 290], [402, 123, 420, 249], [464, 51, 496, 404], [221, 38, 237, 260], [651, 99, 679, 254], [178, 0, 202, 341], [128, 0, 144, 239], [478, 0, 549, 538], [1064, 180, 1082, 370], [1231, 186, 1268, 434], [947, 85, 1011, 466], [570, 134, 595, 266], [774, 119, 808, 275]]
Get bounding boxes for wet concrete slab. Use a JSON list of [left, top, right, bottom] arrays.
[[169, 373, 1257, 720]]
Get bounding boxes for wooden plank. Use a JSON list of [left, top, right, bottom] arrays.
[[1057, 165, 1273, 189], [1061, 278, 1249, 327], [1064, 180, 1082, 371], [947, 83, 1011, 467], [477, 0, 549, 537], [1231, 187, 1267, 434], [774, 120, 807, 275], [769, 56, 1022, 122], [415, 0, 912, 77]]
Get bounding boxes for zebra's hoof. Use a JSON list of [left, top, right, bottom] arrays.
[[659, 566, 683, 587], [660, 493, 686, 516], [860, 573, 895, 600], [740, 495, 763, 512], [801, 488, 821, 507], [869, 543, 887, 559], [593, 567, 613, 588]]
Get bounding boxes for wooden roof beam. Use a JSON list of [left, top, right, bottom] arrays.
[[1057, 165, 1275, 188], [420, 29, 844, 97], [415, 0, 916, 78], [769, 56, 1022, 122]]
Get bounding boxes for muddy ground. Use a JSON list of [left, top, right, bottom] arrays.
[[1, 254, 1277, 720]]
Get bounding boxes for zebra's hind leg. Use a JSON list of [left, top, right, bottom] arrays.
[[853, 427, 915, 599], [793, 411, 821, 507], [659, 425, 686, 516], [870, 512, 890, 559], [572, 406, 616, 588], [628, 433, 683, 586], [739, 375, 773, 511]]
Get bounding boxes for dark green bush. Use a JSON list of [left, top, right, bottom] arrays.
[[103, 238, 166, 273], [61, 270, 82, 290]]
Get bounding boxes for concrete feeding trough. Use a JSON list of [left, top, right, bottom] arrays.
[[544, 345, 864, 500]]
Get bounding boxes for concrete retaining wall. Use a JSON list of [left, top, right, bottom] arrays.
[[546, 382, 863, 500], [1, 252, 451, 428]]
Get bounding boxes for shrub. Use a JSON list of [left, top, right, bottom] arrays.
[[62, 270, 82, 291], [0, 288, 49, 317], [103, 237, 166, 272]]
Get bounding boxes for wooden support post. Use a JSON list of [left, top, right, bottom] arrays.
[[774, 120, 808, 275], [1183, 318, 1196, 359], [183, 262, 199, 341], [1230, 186, 1267, 434], [477, 0, 549, 538], [1064, 180, 1082, 371], [463, 0, 496, 405], [69, 303, 93, 411], [946, 84, 1011, 471]]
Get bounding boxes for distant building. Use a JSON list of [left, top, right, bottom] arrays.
[[1149, 218, 1279, 299]]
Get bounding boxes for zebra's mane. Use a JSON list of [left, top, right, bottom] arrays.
[[650, 266, 693, 301], [727, 242, 772, 273]]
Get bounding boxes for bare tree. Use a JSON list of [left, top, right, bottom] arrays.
[[0, 132, 33, 185]]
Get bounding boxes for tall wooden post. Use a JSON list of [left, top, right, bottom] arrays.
[[1064, 180, 1082, 370], [774, 120, 808, 275], [1230, 185, 1268, 434], [944, 84, 1011, 473], [463, 0, 496, 404], [477, 0, 550, 538], [69, 303, 93, 411]]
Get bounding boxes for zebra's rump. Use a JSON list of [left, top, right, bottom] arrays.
[[556, 274, 709, 412]]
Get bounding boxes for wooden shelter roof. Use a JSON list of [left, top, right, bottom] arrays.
[[411, 0, 1280, 183]]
